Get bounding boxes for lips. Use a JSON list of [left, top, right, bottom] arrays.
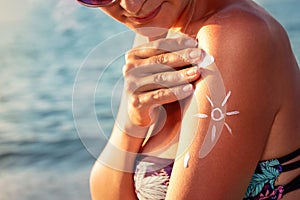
[[128, 4, 162, 24]]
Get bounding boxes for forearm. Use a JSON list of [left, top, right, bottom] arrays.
[[89, 36, 201, 199], [90, 124, 147, 200]]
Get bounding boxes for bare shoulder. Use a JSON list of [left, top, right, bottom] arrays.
[[197, 2, 283, 65], [195, 2, 300, 154], [195, 2, 284, 111], [194, 6, 278, 103]]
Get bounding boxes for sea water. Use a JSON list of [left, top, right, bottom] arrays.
[[0, 0, 299, 199]]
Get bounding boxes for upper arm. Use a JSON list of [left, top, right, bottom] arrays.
[[165, 11, 281, 200]]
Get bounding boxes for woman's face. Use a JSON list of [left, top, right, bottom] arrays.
[[100, 0, 192, 36]]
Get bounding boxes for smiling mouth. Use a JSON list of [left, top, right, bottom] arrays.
[[128, 4, 162, 24]]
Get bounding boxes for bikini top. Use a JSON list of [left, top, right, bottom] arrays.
[[134, 147, 300, 200]]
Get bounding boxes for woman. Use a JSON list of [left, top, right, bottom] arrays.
[[76, 0, 300, 199]]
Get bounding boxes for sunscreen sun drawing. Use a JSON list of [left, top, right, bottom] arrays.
[[194, 91, 239, 143]]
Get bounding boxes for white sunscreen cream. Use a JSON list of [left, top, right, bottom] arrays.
[[184, 152, 190, 168], [195, 51, 239, 158]]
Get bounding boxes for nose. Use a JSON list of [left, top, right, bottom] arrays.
[[119, 0, 145, 14]]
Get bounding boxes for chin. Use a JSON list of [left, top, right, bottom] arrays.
[[129, 18, 177, 39], [127, 6, 178, 39], [133, 26, 169, 39]]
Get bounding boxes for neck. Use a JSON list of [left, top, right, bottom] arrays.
[[171, 0, 196, 33], [148, 0, 200, 41], [147, 0, 241, 41], [171, 0, 241, 35]]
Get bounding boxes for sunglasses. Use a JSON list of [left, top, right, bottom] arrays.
[[77, 0, 118, 7]]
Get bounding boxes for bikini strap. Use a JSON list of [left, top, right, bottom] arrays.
[[283, 174, 300, 195], [281, 160, 300, 172], [277, 147, 300, 173], [278, 147, 300, 164]]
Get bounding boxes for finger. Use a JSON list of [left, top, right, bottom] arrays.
[[132, 84, 194, 109], [123, 48, 203, 76], [144, 47, 203, 70], [123, 62, 173, 77], [133, 66, 201, 92], [127, 37, 197, 60]]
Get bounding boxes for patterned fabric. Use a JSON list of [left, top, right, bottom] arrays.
[[134, 150, 300, 200], [134, 155, 173, 200], [244, 159, 284, 200]]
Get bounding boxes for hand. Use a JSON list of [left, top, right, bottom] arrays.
[[116, 37, 204, 137]]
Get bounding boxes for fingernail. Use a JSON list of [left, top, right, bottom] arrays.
[[189, 49, 202, 59], [185, 39, 197, 47], [186, 67, 199, 76], [183, 84, 193, 92]]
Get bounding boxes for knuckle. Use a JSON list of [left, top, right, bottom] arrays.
[[177, 51, 188, 63], [173, 71, 184, 82], [154, 73, 167, 83], [130, 95, 142, 108], [153, 90, 166, 100], [180, 48, 192, 62], [171, 86, 186, 99], [155, 54, 168, 64], [125, 49, 136, 60], [185, 48, 192, 57], [166, 71, 182, 83], [153, 71, 183, 87], [171, 87, 180, 97], [125, 52, 131, 61], [122, 63, 135, 76], [124, 80, 137, 93]]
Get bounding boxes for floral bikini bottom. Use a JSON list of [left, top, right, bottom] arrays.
[[134, 148, 300, 200]]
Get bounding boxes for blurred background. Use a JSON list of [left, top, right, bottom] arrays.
[[0, 0, 299, 199]]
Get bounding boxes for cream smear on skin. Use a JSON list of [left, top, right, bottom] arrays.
[[196, 51, 239, 159]]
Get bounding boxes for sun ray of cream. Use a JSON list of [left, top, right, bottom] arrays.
[[194, 113, 208, 118], [195, 91, 240, 153], [206, 95, 214, 107], [224, 122, 232, 134], [226, 111, 240, 116], [211, 125, 216, 142], [184, 152, 190, 168], [221, 91, 232, 107]]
